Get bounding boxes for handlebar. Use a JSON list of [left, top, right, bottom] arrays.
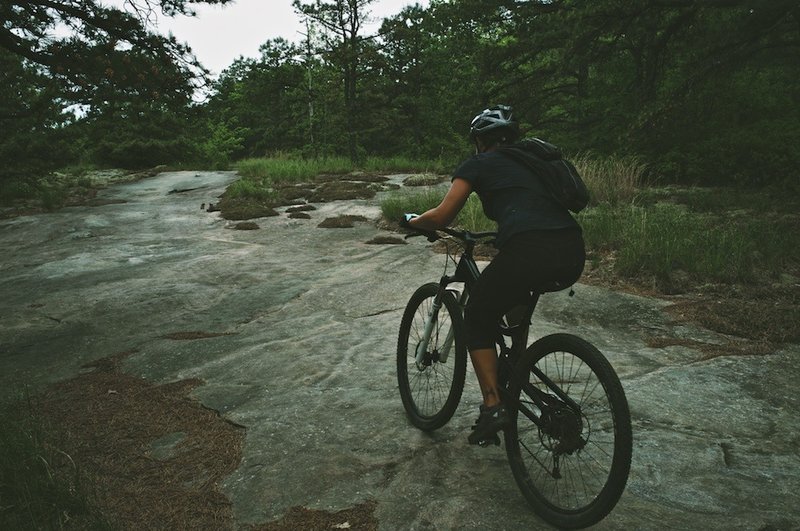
[[404, 226, 498, 244]]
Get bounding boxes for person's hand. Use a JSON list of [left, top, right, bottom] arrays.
[[399, 213, 419, 228]]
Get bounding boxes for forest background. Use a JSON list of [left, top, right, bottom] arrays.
[[2, 3, 800, 526], [3, 0, 798, 190]]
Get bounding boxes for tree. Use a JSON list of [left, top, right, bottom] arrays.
[[0, 0, 237, 175], [293, 0, 376, 162], [0, 0, 234, 104]]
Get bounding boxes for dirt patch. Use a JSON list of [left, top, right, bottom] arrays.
[[216, 176, 396, 220], [286, 204, 316, 213], [308, 181, 379, 203], [402, 174, 445, 187], [37, 351, 244, 529], [430, 239, 498, 261], [276, 184, 316, 202], [644, 336, 776, 361], [233, 222, 260, 230], [318, 215, 369, 228], [664, 284, 800, 345], [217, 198, 279, 220], [162, 331, 235, 340], [315, 173, 387, 184], [365, 236, 407, 245], [253, 500, 378, 531]]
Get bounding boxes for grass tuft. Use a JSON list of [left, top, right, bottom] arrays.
[[0, 392, 109, 530], [573, 154, 647, 206]]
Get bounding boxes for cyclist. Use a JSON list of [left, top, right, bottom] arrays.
[[402, 105, 586, 445]]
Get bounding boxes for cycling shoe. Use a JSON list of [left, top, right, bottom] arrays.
[[468, 404, 508, 446]]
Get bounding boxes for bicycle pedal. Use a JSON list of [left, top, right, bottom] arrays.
[[478, 434, 501, 447]]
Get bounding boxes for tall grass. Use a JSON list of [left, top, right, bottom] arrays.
[[380, 187, 447, 222], [236, 155, 451, 185], [574, 154, 647, 206], [0, 393, 109, 529], [383, 178, 794, 284], [362, 156, 451, 175], [235, 156, 353, 184], [380, 188, 497, 233], [578, 203, 791, 282]]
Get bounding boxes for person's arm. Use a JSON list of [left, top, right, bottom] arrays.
[[408, 177, 472, 231]]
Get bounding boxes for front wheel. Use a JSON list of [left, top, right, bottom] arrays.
[[505, 333, 632, 529], [397, 283, 467, 431]]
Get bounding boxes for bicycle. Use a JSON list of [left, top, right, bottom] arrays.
[[396, 226, 632, 529]]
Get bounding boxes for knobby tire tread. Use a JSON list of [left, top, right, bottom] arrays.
[[505, 333, 632, 529], [396, 283, 467, 431]]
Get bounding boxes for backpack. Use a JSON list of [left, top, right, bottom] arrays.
[[497, 138, 590, 213]]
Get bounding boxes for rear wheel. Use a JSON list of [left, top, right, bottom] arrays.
[[505, 333, 632, 529], [397, 283, 467, 431]]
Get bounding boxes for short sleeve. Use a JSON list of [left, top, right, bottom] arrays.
[[451, 156, 482, 188]]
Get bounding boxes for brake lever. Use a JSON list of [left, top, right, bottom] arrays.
[[404, 231, 439, 242]]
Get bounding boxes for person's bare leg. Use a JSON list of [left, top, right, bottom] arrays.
[[470, 347, 501, 407]]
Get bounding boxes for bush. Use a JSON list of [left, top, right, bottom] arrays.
[[93, 136, 197, 169]]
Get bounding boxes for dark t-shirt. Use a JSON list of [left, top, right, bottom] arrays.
[[452, 151, 579, 247]]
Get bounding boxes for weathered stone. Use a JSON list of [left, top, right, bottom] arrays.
[[0, 171, 796, 530]]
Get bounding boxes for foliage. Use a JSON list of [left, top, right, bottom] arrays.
[[0, 0, 231, 103], [198, 121, 247, 170], [2, 0, 798, 189]]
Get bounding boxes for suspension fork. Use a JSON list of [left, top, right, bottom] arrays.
[[414, 284, 468, 366], [414, 289, 444, 365]]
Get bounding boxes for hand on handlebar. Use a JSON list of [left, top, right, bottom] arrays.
[[399, 213, 419, 228], [399, 213, 439, 241]]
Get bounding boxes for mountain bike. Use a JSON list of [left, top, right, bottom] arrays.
[[396, 226, 632, 529]]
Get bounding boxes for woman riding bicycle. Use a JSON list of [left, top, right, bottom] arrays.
[[403, 105, 586, 445]]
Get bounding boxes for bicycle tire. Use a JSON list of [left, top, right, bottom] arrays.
[[397, 282, 468, 431], [505, 333, 632, 529]]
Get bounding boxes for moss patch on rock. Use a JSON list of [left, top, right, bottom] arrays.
[[217, 197, 278, 220], [318, 215, 369, 228]]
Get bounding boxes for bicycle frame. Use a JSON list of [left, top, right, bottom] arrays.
[[400, 226, 631, 527], [410, 228, 582, 429]]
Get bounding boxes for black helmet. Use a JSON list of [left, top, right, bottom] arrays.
[[469, 104, 519, 141]]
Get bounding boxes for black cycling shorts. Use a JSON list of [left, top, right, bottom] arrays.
[[463, 228, 585, 351]]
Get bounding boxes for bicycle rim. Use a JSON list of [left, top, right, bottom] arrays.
[[506, 333, 631, 528], [397, 283, 466, 431]]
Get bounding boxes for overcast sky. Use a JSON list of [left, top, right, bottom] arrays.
[[127, 0, 430, 76]]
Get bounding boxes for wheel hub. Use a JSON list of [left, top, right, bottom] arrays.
[[540, 405, 585, 455], [413, 344, 438, 371]]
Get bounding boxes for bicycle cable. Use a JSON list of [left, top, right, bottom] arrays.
[[443, 237, 458, 278]]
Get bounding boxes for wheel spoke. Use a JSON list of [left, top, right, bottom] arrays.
[[505, 338, 631, 527], [397, 286, 467, 430]]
